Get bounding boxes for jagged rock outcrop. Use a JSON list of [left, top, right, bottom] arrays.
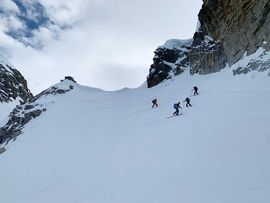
[[0, 62, 32, 102], [199, 0, 270, 65], [62, 76, 77, 83], [147, 39, 192, 88], [232, 42, 270, 75], [147, 0, 270, 87], [0, 78, 75, 146], [189, 31, 227, 75]]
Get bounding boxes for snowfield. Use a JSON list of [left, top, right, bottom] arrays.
[[0, 99, 20, 127], [1, 69, 270, 203]]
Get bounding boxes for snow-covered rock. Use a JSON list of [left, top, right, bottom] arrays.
[[0, 78, 75, 146], [0, 58, 32, 103], [147, 39, 192, 88], [0, 56, 33, 146], [232, 42, 270, 76], [147, 0, 270, 88], [159, 39, 192, 50]]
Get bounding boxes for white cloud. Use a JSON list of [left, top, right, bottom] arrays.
[[39, 0, 91, 25], [0, 15, 24, 34], [2, 0, 202, 94], [0, 23, 22, 48], [7, 15, 24, 29], [1, 0, 19, 13]]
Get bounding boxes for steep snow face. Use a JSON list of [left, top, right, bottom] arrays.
[[195, 20, 201, 32], [1, 70, 270, 203], [0, 99, 20, 126], [232, 44, 270, 75]]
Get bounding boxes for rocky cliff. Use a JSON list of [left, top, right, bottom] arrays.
[[199, 0, 270, 65], [0, 61, 33, 102], [147, 0, 270, 87], [147, 39, 192, 88]]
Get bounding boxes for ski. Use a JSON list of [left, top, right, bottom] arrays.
[[166, 114, 182, 119]]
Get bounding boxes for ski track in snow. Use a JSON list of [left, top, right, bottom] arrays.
[[1, 69, 270, 203]]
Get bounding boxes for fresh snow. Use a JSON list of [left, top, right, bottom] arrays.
[[231, 45, 270, 75], [1, 69, 270, 203], [159, 38, 192, 50], [0, 56, 16, 75], [196, 20, 201, 32], [0, 99, 20, 126], [0, 48, 9, 63]]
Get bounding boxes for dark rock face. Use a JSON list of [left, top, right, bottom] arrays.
[[147, 0, 270, 87], [146, 35, 226, 87], [199, 0, 270, 65], [147, 45, 191, 88], [189, 31, 227, 75], [0, 147, 6, 154], [0, 62, 33, 102], [62, 76, 77, 83], [0, 79, 75, 146]]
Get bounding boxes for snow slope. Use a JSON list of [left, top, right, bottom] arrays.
[[0, 99, 20, 126], [1, 69, 270, 203]]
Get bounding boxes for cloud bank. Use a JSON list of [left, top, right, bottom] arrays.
[[0, 0, 202, 94]]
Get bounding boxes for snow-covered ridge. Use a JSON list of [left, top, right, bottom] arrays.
[[0, 78, 76, 147], [159, 38, 193, 50]]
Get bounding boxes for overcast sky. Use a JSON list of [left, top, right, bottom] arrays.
[[0, 0, 202, 94]]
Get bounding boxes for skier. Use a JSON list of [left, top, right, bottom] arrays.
[[184, 97, 192, 107], [173, 102, 182, 116], [193, 86, 198, 96], [152, 98, 159, 108]]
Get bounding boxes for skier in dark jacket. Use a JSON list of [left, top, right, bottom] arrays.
[[184, 97, 192, 107], [152, 98, 158, 108], [193, 86, 198, 96], [173, 102, 182, 116]]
